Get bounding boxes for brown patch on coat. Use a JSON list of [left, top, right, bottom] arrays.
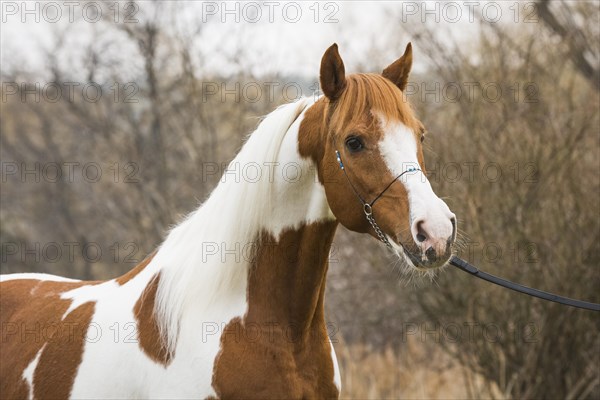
[[134, 273, 172, 366], [116, 250, 157, 285], [33, 302, 95, 399], [0, 278, 99, 399], [212, 221, 339, 399]]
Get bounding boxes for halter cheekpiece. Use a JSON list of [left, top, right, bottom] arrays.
[[333, 139, 422, 249]]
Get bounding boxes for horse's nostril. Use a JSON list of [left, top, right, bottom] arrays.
[[415, 220, 428, 243], [425, 246, 436, 261]]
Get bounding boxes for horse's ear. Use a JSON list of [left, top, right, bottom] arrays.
[[382, 42, 413, 91], [320, 43, 346, 101]]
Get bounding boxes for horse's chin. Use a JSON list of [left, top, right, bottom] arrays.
[[388, 236, 451, 273]]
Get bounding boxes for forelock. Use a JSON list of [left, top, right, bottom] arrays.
[[326, 73, 420, 135]]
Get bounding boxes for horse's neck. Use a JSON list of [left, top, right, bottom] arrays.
[[154, 99, 336, 352], [244, 103, 337, 336], [247, 220, 338, 338]]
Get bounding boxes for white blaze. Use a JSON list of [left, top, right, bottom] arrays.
[[377, 118, 455, 251]]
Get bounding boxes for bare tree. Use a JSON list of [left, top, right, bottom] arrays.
[[536, 0, 599, 90]]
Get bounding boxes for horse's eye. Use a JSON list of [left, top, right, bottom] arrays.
[[345, 136, 364, 153]]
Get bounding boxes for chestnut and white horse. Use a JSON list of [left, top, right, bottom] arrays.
[[0, 43, 456, 399]]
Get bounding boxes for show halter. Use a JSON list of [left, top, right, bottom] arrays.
[[333, 136, 421, 248]]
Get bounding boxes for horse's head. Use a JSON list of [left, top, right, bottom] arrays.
[[299, 43, 456, 270]]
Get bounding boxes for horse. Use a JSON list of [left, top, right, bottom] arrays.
[[0, 43, 456, 399]]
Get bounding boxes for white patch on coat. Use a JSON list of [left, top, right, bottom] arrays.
[[330, 341, 341, 392], [22, 346, 44, 400]]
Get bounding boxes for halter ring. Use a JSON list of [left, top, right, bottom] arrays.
[[363, 203, 373, 216]]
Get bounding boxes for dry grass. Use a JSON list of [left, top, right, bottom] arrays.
[[334, 337, 501, 399]]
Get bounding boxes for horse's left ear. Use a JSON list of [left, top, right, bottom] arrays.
[[382, 42, 413, 91]]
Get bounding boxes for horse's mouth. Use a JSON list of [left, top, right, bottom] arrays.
[[390, 237, 452, 271], [406, 250, 451, 270]]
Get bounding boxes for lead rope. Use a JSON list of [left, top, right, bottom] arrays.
[[450, 256, 600, 311]]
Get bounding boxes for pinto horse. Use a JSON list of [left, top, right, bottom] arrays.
[[0, 43, 456, 399]]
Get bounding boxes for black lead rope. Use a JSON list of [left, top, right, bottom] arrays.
[[333, 138, 600, 312], [450, 256, 600, 312]]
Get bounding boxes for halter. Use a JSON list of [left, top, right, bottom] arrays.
[[332, 136, 422, 249]]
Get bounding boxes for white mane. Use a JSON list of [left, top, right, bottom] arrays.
[[153, 98, 313, 355]]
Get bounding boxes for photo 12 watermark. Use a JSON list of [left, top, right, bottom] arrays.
[[199, 1, 340, 24], [399, 2, 539, 24], [2, 82, 139, 104], [1, 162, 140, 184], [1, 241, 142, 265], [1, 1, 140, 24], [401, 321, 539, 343]]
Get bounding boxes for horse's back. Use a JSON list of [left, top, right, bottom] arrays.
[[0, 273, 94, 331], [0, 274, 100, 399]]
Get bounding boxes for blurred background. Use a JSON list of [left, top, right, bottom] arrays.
[[1, 1, 599, 398]]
